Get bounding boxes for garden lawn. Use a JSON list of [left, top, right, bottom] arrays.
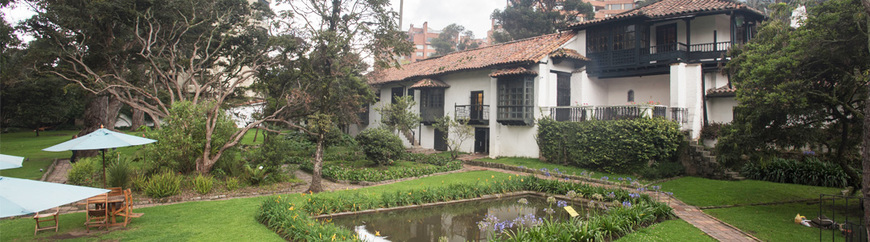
[[0, 170, 513, 241], [706, 202, 859, 242], [0, 130, 78, 179], [658, 177, 842, 207], [476, 157, 644, 184], [616, 219, 715, 242]]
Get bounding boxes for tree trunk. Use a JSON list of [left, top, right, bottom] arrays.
[[306, 135, 325, 193], [103, 97, 122, 130], [861, 2, 870, 238], [130, 107, 145, 131], [77, 95, 108, 158]]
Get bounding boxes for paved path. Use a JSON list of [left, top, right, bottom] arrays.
[[457, 154, 760, 242]]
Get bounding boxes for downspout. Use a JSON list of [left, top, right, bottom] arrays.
[[701, 71, 709, 127]]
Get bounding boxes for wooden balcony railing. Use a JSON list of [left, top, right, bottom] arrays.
[[587, 41, 732, 76], [455, 104, 489, 124], [547, 105, 685, 123]]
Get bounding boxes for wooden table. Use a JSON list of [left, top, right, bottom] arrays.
[[79, 194, 126, 227]]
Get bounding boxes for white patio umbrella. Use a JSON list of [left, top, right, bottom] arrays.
[[43, 128, 156, 187], [0, 176, 109, 218], [0, 154, 24, 170]]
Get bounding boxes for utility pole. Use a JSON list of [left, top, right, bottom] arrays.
[[399, 0, 404, 30]]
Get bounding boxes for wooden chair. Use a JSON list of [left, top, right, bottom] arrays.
[[33, 207, 59, 235], [84, 193, 109, 232], [112, 189, 143, 227]]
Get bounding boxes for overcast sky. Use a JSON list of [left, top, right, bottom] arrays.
[[2, 1, 504, 41]]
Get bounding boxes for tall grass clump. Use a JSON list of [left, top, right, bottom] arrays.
[[144, 171, 182, 198]]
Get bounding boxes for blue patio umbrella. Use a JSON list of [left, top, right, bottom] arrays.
[[43, 128, 156, 187], [0, 154, 24, 170], [0, 176, 109, 218]]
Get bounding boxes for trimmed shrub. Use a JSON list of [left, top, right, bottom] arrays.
[[144, 171, 182, 198], [638, 161, 685, 180], [191, 174, 214, 195], [301, 160, 462, 182], [355, 128, 404, 165], [538, 118, 682, 173], [741, 158, 849, 188], [130, 174, 148, 192], [404, 153, 452, 166], [67, 157, 101, 187]]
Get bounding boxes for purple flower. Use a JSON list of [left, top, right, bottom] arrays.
[[557, 200, 568, 207], [601, 176, 609, 181], [629, 193, 639, 198], [545, 171, 551, 177], [622, 201, 632, 207], [607, 192, 615, 199]]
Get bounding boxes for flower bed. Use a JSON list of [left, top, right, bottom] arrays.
[[300, 156, 461, 183], [256, 175, 674, 241]]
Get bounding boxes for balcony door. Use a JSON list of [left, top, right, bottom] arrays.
[[470, 91, 484, 121], [655, 24, 677, 53], [555, 72, 571, 121]]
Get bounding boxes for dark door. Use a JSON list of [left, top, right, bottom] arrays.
[[555, 72, 571, 121], [655, 24, 677, 53], [434, 128, 448, 151], [474, 128, 489, 154], [470, 91, 484, 122]]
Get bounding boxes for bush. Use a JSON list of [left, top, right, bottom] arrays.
[[741, 158, 849, 188], [247, 132, 315, 168], [144, 171, 182, 198], [301, 160, 462, 182], [700, 122, 724, 140], [106, 158, 133, 188], [638, 161, 685, 180], [141, 101, 239, 174], [404, 153, 452, 166], [67, 157, 101, 187], [191, 174, 214, 195], [355, 128, 404, 165], [130, 174, 148, 192], [225, 177, 241, 191], [538, 118, 682, 173]]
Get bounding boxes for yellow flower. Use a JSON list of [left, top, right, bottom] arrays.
[[376, 231, 381, 236], [289, 206, 295, 210], [509, 176, 512, 180], [491, 175, 495, 178], [332, 234, 336, 241], [521, 178, 524, 182]]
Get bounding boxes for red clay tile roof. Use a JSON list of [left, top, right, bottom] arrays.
[[550, 48, 590, 61], [409, 78, 450, 89], [490, 67, 538, 77], [706, 85, 736, 97], [368, 32, 577, 85], [568, 0, 763, 29]]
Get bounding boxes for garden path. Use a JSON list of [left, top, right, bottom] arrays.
[[457, 154, 761, 242]]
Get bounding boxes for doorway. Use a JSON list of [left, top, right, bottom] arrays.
[[474, 128, 489, 154], [470, 91, 484, 122], [434, 128, 447, 151]]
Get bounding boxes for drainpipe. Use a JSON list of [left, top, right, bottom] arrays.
[[701, 71, 709, 127]]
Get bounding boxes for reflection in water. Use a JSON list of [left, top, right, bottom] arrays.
[[327, 195, 581, 242]]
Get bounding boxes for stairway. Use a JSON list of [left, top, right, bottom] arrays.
[[682, 134, 744, 180]]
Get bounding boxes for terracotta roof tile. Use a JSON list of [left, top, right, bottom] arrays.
[[409, 78, 450, 89], [706, 85, 736, 97], [489, 67, 538, 77], [569, 0, 763, 29], [550, 48, 589, 61], [369, 32, 577, 84]]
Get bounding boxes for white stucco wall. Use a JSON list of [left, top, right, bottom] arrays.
[[670, 63, 704, 139], [602, 75, 670, 105], [708, 97, 737, 123]]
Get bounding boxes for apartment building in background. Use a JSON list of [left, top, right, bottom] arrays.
[[401, 22, 441, 63]]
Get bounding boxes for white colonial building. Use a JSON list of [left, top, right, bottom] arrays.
[[360, 0, 764, 158]]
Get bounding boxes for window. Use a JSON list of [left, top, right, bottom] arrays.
[[497, 76, 535, 124], [420, 88, 445, 123], [655, 24, 677, 52], [627, 90, 635, 102], [391, 87, 404, 104], [426, 45, 433, 50], [416, 45, 424, 49], [587, 28, 610, 53], [416, 52, 423, 57], [427, 52, 435, 57], [607, 4, 622, 10], [623, 4, 634, 10], [613, 25, 635, 50]]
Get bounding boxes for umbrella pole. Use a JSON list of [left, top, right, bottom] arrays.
[[101, 149, 107, 188]]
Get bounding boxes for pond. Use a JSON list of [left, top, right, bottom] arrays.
[[325, 195, 589, 242]]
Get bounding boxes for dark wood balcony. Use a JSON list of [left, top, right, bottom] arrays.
[[587, 41, 732, 78], [455, 104, 489, 125], [420, 106, 444, 125], [547, 105, 686, 123]]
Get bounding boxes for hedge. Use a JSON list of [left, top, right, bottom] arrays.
[[538, 118, 682, 173]]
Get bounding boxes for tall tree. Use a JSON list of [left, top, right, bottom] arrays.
[[721, 0, 869, 187], [859, 0, 870, 238], [265, 0, 412, 193], [431, 23, 477, 56], [490, 0, 593, 43], [26, 0, 288, 173]]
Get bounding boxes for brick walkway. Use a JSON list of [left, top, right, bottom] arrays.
[[458, 154, 760, 242]]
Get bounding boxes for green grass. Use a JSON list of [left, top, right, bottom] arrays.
[[0, 130, 79, 179], [659, 177, 843, 207], [706, 202, 860, 242], [0, 170, 513, 241], [477, 157, 644, 184], [616, 219, 715, 242]]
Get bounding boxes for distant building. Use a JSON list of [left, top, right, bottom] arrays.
[[487, 0, 638, 44], [401, 22, 441, 63]]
